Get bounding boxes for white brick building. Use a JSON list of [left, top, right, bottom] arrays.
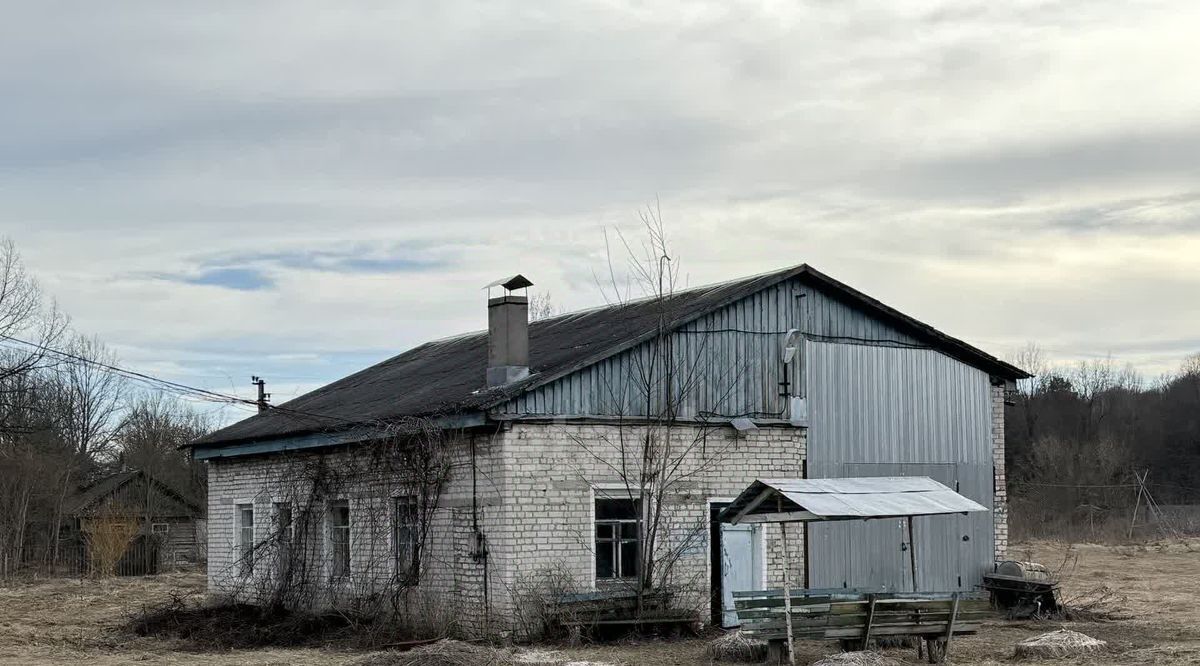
[[193, 265, 1027, 636]]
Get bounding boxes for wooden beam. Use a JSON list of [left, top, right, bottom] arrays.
[[862, 594, 878, 649], [729, 487, 777, 524], [779, 496, 796, 665], [942, 592, 961, 660], [737, 510, 819, 524]]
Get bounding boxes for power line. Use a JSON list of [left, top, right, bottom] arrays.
[[1, 335, 258, 407], [0, 334, 354, 427]]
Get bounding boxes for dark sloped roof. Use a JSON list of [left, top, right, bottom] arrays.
[[65, 471, 141, 515], [196, 264, 1027, 447], [66, 469, 203, 517]]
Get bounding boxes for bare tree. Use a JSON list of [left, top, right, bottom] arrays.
[[529, 292, 562, 321], [44, 335, 126, 565], [118, 394, 209, 499], [1007, 346, 1200, 541], [0, 238, 71, 576], [556, 205, 749, 619], [0, 238, 68, 390], [57, 335, 125, 459]]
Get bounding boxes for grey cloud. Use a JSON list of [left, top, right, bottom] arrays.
[[151, 267, 275, 291], [201, 246, 453, 274], [5, 0, 1200, 394], [872, 127, 1200, 204]]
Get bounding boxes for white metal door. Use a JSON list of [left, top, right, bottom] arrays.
[[721, 523, 763, 627]]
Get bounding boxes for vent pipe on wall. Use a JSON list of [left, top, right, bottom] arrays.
[[485, 274, 533, 387]]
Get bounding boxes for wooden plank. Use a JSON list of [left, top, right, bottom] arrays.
[[562, 617, 697, 626], [822, 624, 980, 640], [780, 511, 796, 665], [735, 596, 833, 609], [822, 612, 989, 628], [748, 625, 980, 643], [755, 612, 984, 629], [733, 588, 982, 600], [748, 628, 830, 641], [829, 600, 987, 614], [734, 612, 830, 624], [942, 593, 961, 661], [748, 624, 984, 648], [862, 594, 877, 647], [747, 615, 985, 633]]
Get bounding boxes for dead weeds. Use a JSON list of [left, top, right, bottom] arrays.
[[3, 541, 1200, 665]]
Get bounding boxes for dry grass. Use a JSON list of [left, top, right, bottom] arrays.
[[347, 639, 512, 666], [811, 651, 900, 666], [705, 630, 767, 663], [81, 507, 140, 577], [705, 630, 768, 662], [1014, 630, 1106, 660], [2, 540, 1200, 665], [346, 642, 620, 666]]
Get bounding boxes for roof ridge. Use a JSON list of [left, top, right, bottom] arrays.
[[527, 263, 809, 324]]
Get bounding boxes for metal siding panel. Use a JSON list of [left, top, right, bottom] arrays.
[[806, 341, 993, 591], [957, 462, 994, 588], [500, 278, 960, 420], [902, 463, 961, 592], [844, 463, 908, 591]]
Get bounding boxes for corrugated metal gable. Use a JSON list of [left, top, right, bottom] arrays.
[[498, 277, 940, 420]]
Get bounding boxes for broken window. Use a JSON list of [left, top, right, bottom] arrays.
[[393, 496, 419, 584], [595, 497, 640, 580], [327, 500, 351, 580], [236, 504, 254, 577]]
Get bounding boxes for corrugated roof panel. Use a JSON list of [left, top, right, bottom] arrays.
[[721, 476, 988, 523]]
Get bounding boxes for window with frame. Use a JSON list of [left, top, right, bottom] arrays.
[[595, 497, 640, 580], [273, 502, 293, 565], [393, 496, 419, 584], [236, 504, 254, 576], [327, 500, 351, 580], [151, 522, 169, 536]]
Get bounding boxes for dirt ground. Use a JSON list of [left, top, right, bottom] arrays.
[[2, 542, 1199, 665]]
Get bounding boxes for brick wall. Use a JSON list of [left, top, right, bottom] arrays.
[[205, 433, 503, 630], [991, 384, 1008, 561], [493, 422, 806, 632], [205, 421, 807, 636]]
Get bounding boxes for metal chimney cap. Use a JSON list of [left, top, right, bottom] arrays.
[[484, 274, 534, 291]]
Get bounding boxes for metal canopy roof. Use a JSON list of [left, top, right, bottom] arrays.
[[484, 274, 534, 291], [719, 477, 988, 524]]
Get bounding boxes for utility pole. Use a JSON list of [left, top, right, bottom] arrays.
[[251, 376, 271, 413]]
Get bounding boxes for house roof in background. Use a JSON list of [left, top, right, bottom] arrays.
[[66, 469, 202, 517], [194, 264, 1028, 447]]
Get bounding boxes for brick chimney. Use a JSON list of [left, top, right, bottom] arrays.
[[485, 275, 532, 387]]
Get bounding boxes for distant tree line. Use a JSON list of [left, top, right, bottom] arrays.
[[1006, 345, 1200, 541], [0, 238, 211, 577]]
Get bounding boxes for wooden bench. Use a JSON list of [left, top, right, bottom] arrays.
[[734, 589, 992, 663], [555, 590, 698, 640]]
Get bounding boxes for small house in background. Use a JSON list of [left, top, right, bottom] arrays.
[[64, 469, 205, 575]]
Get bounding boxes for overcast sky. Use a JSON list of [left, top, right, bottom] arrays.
[[5, 1, 1199, 423]]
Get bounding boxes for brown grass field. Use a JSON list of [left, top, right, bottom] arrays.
[[2, 541, 1199, 665]]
